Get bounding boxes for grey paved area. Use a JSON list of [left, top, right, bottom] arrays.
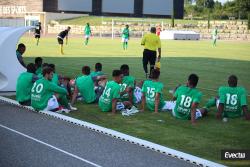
[[0, 101, 195, 167]]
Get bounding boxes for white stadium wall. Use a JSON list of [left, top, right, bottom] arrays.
[[58, 0, 92, 12], [102, 0, 134, 14], [143, 0, 173, 15], [0, 27, 33, 92]]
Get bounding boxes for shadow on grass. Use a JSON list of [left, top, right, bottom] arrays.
[[24, 57, 250, 166]]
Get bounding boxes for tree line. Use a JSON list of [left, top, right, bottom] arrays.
[[184, 0, 250, 20]]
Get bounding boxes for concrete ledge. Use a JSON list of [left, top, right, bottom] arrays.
[[0, 96, 226, 167]]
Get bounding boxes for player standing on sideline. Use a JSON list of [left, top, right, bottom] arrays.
[[212, 26, 218, 47], [57, 26, 71, 55], [141, 27, 161, 78], [84, 23, 92, 46], [122, 25, 130, 50], [202, 75, 250, 120], [34, 22, 42, 46]]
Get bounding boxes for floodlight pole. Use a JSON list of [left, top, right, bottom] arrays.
[[171, 1, 175, 28]]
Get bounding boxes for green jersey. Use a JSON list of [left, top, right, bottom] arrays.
[[35, 67, 42, 75], [90, 71, 104, 77], [16, 72, 34, 102], [120, 75, 135, 101], [122, 28, 129, 39], [52, 73, 59, 85], [218, 86, 247, 118], [212, 29, 218, 36], [84, 26, 91, 35], [76, 75, 96, 103], [142, 80, 165, 111], [174, 86, 202, 120], [98, 81, 121, 112], [31, 78, 67, 110]]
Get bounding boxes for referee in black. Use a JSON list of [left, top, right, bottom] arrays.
[[141, 27, 161, 78], [34, 22, 42, 46], [57, 26, 71, 55]]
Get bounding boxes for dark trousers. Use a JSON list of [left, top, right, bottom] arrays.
[[142, 49, 156, 74], [19, 100, 31, 106]]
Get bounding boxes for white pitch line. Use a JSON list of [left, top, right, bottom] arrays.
[[0, 124, 102, 167]]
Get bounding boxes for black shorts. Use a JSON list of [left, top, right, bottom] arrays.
[[57, 38, 63, 44], [35, 34, 40, 38], [143, 49, 157, 66]]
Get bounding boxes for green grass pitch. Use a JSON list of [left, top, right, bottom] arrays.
[[21, 36, 250, 166]]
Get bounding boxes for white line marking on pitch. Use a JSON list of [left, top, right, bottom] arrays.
[[0, 124, 102, 167]]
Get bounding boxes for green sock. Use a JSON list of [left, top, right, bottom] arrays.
[[125, 42, 128, 50], [85, 39, 89, 45], [123, 42, 126, 50], [58, 94, 69, 108], [204, 98, 216, 109]]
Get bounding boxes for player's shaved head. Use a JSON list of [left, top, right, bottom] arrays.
[[228, 75, 237, 87], [188, 74, 199, 87], [151, 69, 160, 79], [150, 27, 156, 33], [120, 64, 129, 76], [82, 66, 90, 75], [112, 70, 123, 83], [112, 70, 122, 77], [95, 63, 102, 71], [48, 64, 56, 72], [26, 63, 36, 74], [35, 57, 43, 65]]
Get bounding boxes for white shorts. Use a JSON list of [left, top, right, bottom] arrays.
[[116, 102, 125, 110], [162, 101, 176, 111], [164, 101, 202, 119], [85, 35, 90, 39], [122, 38, 128, 42], [133, 86, 142, 104], [213, 35, 217, 40], [44, 95, 59, 111], [216, 99, 220, 108]]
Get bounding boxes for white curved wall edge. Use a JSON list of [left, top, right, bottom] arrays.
[[0, 96, 226, 167], [0, 26, 34, 91]]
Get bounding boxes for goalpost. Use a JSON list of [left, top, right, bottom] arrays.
[[110, 18, 165, 39]]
